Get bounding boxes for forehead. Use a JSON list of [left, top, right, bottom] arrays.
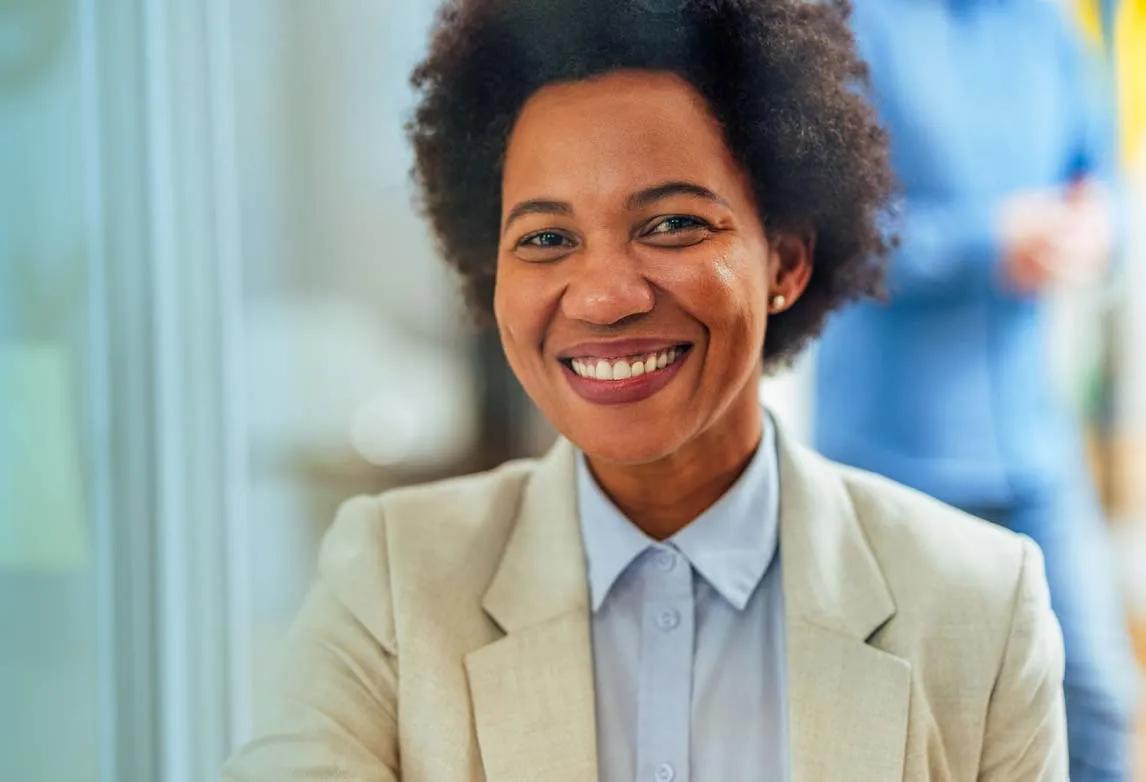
[[502, 70, 748, 206]]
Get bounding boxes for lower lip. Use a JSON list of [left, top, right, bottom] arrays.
[[561, 350, 690, 405]]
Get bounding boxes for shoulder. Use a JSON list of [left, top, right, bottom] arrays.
[[841, 462, 1027, 570], [312, 457, 541, 649], [835, 461, 1041, 641], [830, 460, 1064, 759], [321, 455, 538, 558], [830, 463, 1067, 771]]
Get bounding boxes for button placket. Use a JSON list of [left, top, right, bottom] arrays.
[[636, 546, 693, 782]]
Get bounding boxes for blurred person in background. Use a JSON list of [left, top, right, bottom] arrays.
[[224, 0, 1070, 779], [814, 0, 1138, 777]]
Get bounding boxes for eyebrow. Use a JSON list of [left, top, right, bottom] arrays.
[[502, 180, 729, 236], [625, 180, 730, 211], [502, 200, 573, 234]]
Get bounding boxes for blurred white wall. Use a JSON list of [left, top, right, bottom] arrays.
[[228, 0, 483, 733]]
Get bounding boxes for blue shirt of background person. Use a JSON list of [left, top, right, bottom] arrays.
[[814, 0, 1137, 778], [816, 0, 1116, 509]]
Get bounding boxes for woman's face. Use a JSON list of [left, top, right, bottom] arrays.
[[495, 69, 798, 465]]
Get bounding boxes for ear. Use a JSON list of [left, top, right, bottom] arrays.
[[766, 230, 814, 314]]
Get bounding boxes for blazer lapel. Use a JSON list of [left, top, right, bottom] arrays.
[[776, 424, 912, 781], [464, 439, 598, 782]]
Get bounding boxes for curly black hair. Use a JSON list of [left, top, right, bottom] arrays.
[[408, 0, 892, 367]]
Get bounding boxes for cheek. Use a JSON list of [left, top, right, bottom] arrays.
[[708, 261, 767, 379], [493, 263, 525, 358], [655, 243, 768, 352], [493, 259, 556, 372]]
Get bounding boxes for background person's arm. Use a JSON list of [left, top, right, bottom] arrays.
[[977, 538, 1068, 781], [1001, 17, 1118, 296], [880, 194, 1004, 300], [222, 497, 400, 782]]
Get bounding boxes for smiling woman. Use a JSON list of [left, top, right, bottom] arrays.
[[222, 1, 1071, 780], [497, 72, 786, 470]]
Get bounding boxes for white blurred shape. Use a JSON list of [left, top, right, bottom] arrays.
[[761, 347, 815, 444], [245, 293, 477, 473]]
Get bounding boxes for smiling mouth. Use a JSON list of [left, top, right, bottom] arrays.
[[560, 344, 691, 381]]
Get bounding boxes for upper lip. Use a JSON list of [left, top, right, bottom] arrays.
[[555, 337, 693, 360]]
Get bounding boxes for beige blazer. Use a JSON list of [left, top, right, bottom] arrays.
[[223, 425, 1067, 781]]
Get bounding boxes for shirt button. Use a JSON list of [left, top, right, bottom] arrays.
[[656, 608, 680, 631], [654, 550, 677, 571], [655, 762, 676, 782]]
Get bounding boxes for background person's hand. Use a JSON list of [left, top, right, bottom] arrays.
[[1051, 179, 1113, 284], [999, 180, 1112, 294], [999, 188, 1065, 293]]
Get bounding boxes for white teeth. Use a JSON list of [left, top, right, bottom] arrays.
[[571, 347, 685, 381]]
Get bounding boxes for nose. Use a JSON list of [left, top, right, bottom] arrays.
[[561, 246, 655, 325]]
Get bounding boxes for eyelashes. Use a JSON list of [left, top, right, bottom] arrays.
[[514, 215, 713, 255], [637, 214, 713, 248], [643, 215, 707, 236], [518, 230, 575, 250]]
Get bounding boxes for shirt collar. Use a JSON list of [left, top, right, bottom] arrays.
[[576, 412, 780, 612]]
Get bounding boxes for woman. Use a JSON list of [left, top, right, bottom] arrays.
[[224, 0, 1068, 779]]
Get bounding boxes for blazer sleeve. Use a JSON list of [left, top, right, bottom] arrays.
[[222, 496, 400, 782], [977, 537, 1068, 781]]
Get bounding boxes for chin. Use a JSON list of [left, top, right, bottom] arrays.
[[560, 416, 686, 466]]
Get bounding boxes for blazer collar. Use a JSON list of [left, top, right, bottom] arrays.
[[774, 420, 897, 639], [480, 438, 588, 633], [774, 422, 911, 781], [467, 439, 598, 782]]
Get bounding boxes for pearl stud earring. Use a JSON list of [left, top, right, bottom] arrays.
[[770, 294, 787, 311]]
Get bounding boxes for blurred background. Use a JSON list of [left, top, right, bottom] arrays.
[[0, 0, 1143, 779]]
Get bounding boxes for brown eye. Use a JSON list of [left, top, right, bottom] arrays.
[[514, 229, 577, 262], [641, 215, 711, 246]]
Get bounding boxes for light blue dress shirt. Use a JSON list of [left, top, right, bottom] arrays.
[[576, 415, 786, 782]]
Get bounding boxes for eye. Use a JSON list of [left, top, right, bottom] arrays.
[[520, 230, 573, 249], [640, 215, 712, 246], [513, 229, 577, 262], [647, 215, 704, 234]]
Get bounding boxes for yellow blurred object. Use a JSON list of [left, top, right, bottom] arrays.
[[0, 341, 88, 571], [1115, 0, 1146, 169], [1073, 0, 1146, 169], [1074, 0, 1105, 47]]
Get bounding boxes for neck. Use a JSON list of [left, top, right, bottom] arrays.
[[586, 383, 764, 540]]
